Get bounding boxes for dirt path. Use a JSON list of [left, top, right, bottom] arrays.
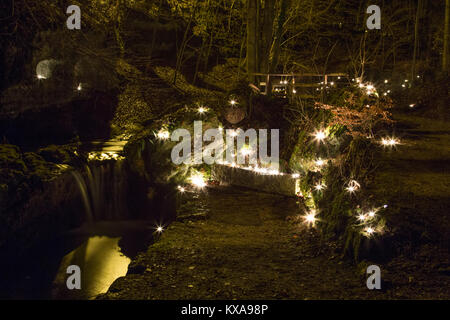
[[371, 110, 450, 243], [365, 110, 450, 298], [101, 110, 449, 300], [102, 187, 383, 300]]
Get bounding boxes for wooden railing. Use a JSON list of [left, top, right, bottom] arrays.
[[249, 73, 349, 97]]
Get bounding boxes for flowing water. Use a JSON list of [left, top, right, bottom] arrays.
[[0, 139, 159, 299], [71, 161, 129, 222]]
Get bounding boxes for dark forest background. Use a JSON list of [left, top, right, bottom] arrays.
[[0, 0, 448, 92]]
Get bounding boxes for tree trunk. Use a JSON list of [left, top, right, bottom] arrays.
[[260, 0, 275, 73], [203, 32, 214, 74], [193, 37, 206, 84], [149, 0, 164, 60], [115, 0, 125, 58], [246, 0, 258, 84], [259, 0, 275, 95], [269, 0, 289, 73], [412, 0, 423, 79], [444, 0, 450, 73], [173, 2, 198, 85]]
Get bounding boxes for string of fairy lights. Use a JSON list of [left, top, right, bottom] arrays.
[[79, 74, 416, 236], [167, 76, 412, 238], [32, 63, 416, 238]]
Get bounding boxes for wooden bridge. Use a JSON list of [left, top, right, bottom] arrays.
[[249, 73, 349, 98]]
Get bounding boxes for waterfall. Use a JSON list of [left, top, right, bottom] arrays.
[[72, 169, 94, 223], [72, 161, 128, 222]]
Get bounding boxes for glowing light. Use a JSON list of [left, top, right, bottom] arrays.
[[37, 74, 46, 80], [177, 185, 185, 193], [292, 89, 297, 94], [305, 214, 316, 223], [197, 106, 208, 114], [404, 79, 408, 82], [346, 180, 361, 193], [254, 166, 264, 172], [365, 227, 375, 235], [368, 211, 376, 218], [292, 173, 300, 178], [230, 99, 237, 106], [314, 183, 325, 191], [88, 151, 124, 161], [189, 173, 206, 188], [156, 226, 164, 233], [315, 158, 325, 167], [384, 80, 388, 83], [409, 104, 415, 108], [157, 129, 170, 140], [358, 214, 366, 221], [218, 126, 223, 132], [402, 84, 406, 88], [77, 83, 82, 91], [313, 130, 327, 142], [303, 211, 317, 226], [240, 145, 253, 156], [229, 130, 238, 137], [381, 137, 400, 147]]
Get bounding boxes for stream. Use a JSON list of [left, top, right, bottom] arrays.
[[0, 220, 153, 299], [0, 138, 159, 299]]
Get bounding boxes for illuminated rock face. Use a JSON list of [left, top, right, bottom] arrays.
[[36, 59, 61, 80], [211, 164, 299, 197]]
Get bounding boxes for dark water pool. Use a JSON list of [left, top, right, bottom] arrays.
[[0, 220, 154, 300]]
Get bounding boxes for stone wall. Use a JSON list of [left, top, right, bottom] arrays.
[[211, 164, 299, 197]]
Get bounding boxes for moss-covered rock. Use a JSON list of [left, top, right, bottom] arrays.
[[124, 104, 222, 184], [37, 144, 76, 164], [0, 144, 27, 172], [23, 152, 58, 181]]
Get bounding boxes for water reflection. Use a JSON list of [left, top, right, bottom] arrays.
[[52, 236, 130, 299], [0, 221, 152, 300]]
